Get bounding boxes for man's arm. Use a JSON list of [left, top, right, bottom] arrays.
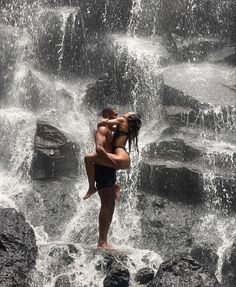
[[95, 126, 117, 168]]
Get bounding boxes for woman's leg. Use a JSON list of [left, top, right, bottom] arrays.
[[83, 152, 97, 199], [83, 149, 130, 200], [93, 149, 130, 170]]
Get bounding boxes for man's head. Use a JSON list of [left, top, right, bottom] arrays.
[[102, 107, 118, 119]]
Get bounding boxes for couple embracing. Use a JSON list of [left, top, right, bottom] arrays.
[[83, 107, 142, 250]]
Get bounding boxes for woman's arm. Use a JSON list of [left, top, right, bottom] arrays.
[[97, 117, 125, 128]]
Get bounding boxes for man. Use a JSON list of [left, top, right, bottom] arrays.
[[84, 107, 120, 249]]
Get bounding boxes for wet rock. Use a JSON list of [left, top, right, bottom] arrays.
[[161, 85, 207, 111], [190, 243, 218, 274], [208, 177, 236, 212], [222, 239, 236, 287], [135, 267, 155, 284], [176, 40, 224, 63], [0, 26, 16, 101], [138, 160, 204, 204], [84, 70, 134, 110], [131, 0, 235, 41], [142, 139, 202, 162], [163, 63, 236, 107], [148, 256, 220, 287], [35, 11, 62, 73], [106, 0, 132, 32], [139, 194, 196, 257], [30, 121, 79, 179], [22, 179, 77, 239], [103, 264, 130, 287], [0, 208, 38, 287], [54, 274, 71, 287], [68, 244, 79, 254], [19, 70, 49, 111], [207, 45, 236, 65], [84, 50, 164, 116], [48, 246, 74, 276]]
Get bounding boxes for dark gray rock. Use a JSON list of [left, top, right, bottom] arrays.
[[138, 160, 204, 204], [176, 40, 224, 63], [131, 0, 235, 42], [161, 85, 208, 111], [138, 194, 197, 257], [142, 139, 202, 162], [48, 246, 74, 276], [54, 275, 71, 287], [0, 208, 38, 287], [190, 243, 218, 274], [103, 264, 130, 287], [135, 267, 155, 284], [147, 256, 221, 287], [35, 11, 63, 73], [222, 239, 236, 287], [106, 0, 132, 33], [30, 121, 79, 179], [19, 70, 49, 111], [17, 179, 77, 239]]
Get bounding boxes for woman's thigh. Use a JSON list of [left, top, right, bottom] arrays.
[[111, 148, 130, 169]]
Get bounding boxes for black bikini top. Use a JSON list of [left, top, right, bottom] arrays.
[[113, 125, 129, 140]]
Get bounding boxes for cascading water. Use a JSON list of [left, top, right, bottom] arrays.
[[0, 0, 235, 286]]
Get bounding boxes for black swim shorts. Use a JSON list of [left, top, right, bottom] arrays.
[[94, 164, 116, 190]]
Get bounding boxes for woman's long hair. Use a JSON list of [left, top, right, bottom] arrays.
[[127, 113, 142, 153]]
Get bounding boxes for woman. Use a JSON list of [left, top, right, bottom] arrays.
[[83, 112, 142, 199]]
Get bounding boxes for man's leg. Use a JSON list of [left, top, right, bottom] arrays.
[[97, 185, 117, 249]]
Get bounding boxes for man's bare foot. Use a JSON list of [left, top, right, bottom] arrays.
[[83, 187, 97, 200], [97, 243, 114, 250], [115, 184, 121, 201]]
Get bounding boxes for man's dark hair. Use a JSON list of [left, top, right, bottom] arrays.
[[127, 113, 142, 153], [102, 107, 115, 118]]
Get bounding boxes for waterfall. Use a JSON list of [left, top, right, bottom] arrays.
[[0, 0, 235, 286]]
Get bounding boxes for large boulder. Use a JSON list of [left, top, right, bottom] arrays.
[[137, 193, 197, 257], [30, 121, 79, 179], [138, 160, 204, 204], [142, 139, 202, 162], [0, 208, 38, 287], [147, 256, 221, 287]]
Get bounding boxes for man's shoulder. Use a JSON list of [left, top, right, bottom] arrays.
[[96, 125, 109, 135]]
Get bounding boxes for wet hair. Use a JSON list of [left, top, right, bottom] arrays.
[[127, 113, 142, 153], [102, 107, 115, 118]]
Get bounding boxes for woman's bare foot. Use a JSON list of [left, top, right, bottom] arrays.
[[115, 184, 121, 201], [97, 242, 114, 250], [83, 186, 97, 200]]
